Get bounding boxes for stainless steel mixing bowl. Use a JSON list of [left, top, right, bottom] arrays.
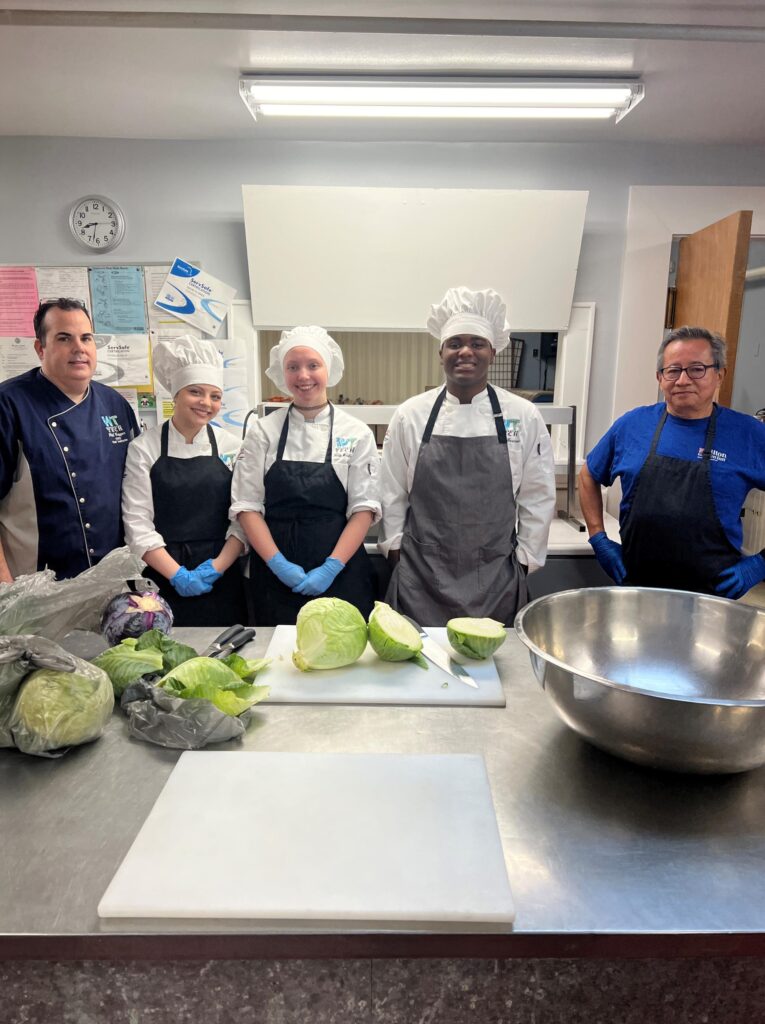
[[514, 587, 765, 774]]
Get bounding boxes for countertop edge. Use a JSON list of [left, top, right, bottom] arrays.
[[3, 931, 765, 961]]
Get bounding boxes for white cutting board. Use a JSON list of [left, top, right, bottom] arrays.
[[98, 751, 515, 931], [255, 626, 505, 707]]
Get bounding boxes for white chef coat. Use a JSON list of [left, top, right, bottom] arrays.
[[122, 419, 245, 557], [229, 404, 381, 523], [378, 385, 555, 571]]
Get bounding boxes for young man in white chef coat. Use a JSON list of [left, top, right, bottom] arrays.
[[379, 286, 556, 627]]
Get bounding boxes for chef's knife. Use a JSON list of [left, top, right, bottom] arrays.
[[201, 625, 256, 659], [418, 633, 479, 689]]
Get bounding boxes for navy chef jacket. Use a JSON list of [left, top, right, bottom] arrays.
[[0, 368, 139, 579]]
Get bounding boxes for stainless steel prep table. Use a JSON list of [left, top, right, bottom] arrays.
[[2, 626, 764, 961]]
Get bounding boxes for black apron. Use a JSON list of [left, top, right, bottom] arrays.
[[249, 404, 377, 626], [145, 421, 246, 627], [621, 405, 740, 594], [386, 385, 527, 627]]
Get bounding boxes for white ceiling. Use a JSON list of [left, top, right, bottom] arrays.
[[2, 1, 765, 144]]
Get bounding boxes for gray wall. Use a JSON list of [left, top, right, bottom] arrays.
[[733, 239, 765, 416], [3, 137, 765, 446]]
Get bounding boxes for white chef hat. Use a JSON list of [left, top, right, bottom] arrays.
[[426, 287, 511, 353], [265, 325, 345, 395], [152, 335, 223, 396]]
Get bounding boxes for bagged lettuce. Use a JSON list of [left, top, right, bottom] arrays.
[[157, 657, 269, 717], [10, 656, 114, 756]]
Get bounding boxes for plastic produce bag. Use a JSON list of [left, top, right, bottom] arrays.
[[0, 635, 79, 747], [0, 547, 145, 641], [0, 636, 113, 757], [120, 680, 251, 750]]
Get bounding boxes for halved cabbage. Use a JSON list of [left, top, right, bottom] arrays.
[[446, 617, 507, 660], [368, 601, 423, 663], [292, 597, 368, 672]]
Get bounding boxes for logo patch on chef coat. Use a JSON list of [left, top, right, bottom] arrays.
[[334, 436, 358, 461], [503, 418, 521, 441], [100, 414, 129, 444]]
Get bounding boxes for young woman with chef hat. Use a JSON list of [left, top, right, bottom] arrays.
[[121, 335, 247, 626], [230, 325, 380, 625], [379, 287, 556, 627]]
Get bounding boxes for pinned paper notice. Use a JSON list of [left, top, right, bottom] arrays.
[[153, 258, 236, 338]]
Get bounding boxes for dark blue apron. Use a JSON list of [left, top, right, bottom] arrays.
[[146, 421, 246, 627], [249, 404, 376, 626], [622, 405, 740, 593]]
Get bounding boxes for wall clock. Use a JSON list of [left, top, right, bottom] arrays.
[[69, 195, 126, 253]]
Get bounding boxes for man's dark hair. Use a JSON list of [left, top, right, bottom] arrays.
[[34, 298, 93, 346], [656, 325, 727, 371]]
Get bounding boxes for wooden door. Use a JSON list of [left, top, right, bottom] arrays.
[[673, 210, 752, 407]]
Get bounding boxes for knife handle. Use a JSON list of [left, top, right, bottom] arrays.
[[209, 624, 246, 649], [227, 627, 256, 652]]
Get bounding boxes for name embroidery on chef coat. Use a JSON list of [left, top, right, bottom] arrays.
[[100, 414, 129, 445]]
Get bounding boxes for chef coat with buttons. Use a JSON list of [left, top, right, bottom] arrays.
[[378, 385, 555, 571], [122, 419, 246, 557], [229, 404, 381, 523], [0, 368, 139, 579]]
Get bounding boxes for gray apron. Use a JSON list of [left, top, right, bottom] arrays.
[[386, 385, 527, 627]]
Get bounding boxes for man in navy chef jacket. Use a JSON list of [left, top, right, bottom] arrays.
[[579, 325, 765, 599], [0, 298, 139, 582]]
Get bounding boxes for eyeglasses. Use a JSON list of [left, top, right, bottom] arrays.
[[658, 362, 718, 381]]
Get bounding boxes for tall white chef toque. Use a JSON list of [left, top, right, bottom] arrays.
[[152, 335, 224, 397], [427, 287, 511, 353], [266, 325, 345, 395]]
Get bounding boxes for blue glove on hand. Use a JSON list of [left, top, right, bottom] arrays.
[[170, 566, 213, 598], [588, 531, 627, 584], [715, 553, 765, 600], [267, 552, 307, 589], [292, 557, 345, 596], [195, 558, 223, 587]]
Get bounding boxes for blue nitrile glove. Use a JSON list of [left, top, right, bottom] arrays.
[[170, 566, 213, 598], [195, 558, 223, 587], [588, 531, 627, 584], [715, 553, 765, 600], [292, 557, 345, 596], [267, 552, 307, 589]]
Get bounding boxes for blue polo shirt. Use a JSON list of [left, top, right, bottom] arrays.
[[0, 369, 139, 578], [589, 401, 761, 552], [586, 403, 765, 551]]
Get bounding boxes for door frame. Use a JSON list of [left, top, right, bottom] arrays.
[[613, 186, 765, 425]]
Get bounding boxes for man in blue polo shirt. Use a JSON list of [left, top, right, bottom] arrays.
[[579, 325, 765, 599], [0, 298, 139, 581]]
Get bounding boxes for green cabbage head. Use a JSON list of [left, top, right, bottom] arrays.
[[10, 658, 114, 755], [446, 617, 507, 660], [292, 597, 368, 672]]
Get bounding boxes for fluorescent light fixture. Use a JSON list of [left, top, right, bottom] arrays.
[[239, 76, 644, 123]]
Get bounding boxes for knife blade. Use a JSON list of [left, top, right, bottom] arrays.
[[419, 634, 479, 688], [201, 625, 256, 659]]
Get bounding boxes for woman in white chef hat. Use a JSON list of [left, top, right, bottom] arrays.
[[230, 325, 381, 625], [378, 286, 556, 626], [122, 335, 247, 626]]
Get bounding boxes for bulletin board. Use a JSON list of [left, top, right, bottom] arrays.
[[0, 264, 257, 436], [242, 185, 589, 332]]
